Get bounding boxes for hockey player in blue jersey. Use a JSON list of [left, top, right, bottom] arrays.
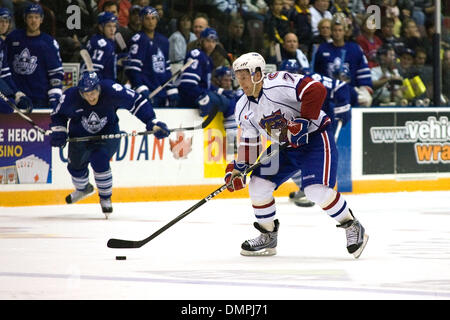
[[125, 6, 179, 107], [178, 28, 232, 118], [0, 14, 33, 114], [313, 15, 373, 107], [5, 4, 64, 109], [279, 58, 351, 207], [82, 11, 121, 81], [225, 52, 368, 258], [49, 71, 170, 217]]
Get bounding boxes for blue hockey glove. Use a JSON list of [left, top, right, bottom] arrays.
[[196, 92, 213, 117], [287, 117, 310, 147], [166, 88, 180, 107], [15, 92, 33, 114], [50, 127, 67, 148], [48, 94, 60, 110], [151, 96, 166, 107], [146, 120, 170, 139]]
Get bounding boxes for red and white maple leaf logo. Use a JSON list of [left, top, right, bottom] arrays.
[[169, 131, 193, 159]]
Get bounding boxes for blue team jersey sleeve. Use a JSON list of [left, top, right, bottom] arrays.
[[353, 43, 373, 88], [45, 37, 64, 98], [103, 80, 156, 124]]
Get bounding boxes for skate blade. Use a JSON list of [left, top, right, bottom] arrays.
[[240, 248, 277, 256], [352, 233, 369, 259]]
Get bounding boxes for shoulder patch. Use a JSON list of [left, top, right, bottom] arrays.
[[112, 83, 123, 91], [131, 33, 141, 42], [97, 39, 107, 48], [191, 49, 201, 58]]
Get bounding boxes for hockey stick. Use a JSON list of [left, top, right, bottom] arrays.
[[66, 106, 219, 143], [107, 142, 289, 249], [80, 49, 94, 72], [114, 33, 127, 51], [149, 58, 195, 99], [334, 119, 343, 142], [0, 91, 51, 135]]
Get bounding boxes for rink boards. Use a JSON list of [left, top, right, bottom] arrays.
[[1, 107, 450, 206]]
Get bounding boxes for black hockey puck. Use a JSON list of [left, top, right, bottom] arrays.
[[116, 256, 126, 260]]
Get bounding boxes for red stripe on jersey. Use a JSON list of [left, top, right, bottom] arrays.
[[297, 78, 327, 120], [323, 192, 340, 211], [321, 131, 331, 185], [252, 199, 275, 209]]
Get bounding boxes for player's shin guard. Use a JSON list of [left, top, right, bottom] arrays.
[[94, 169, 113, 216]]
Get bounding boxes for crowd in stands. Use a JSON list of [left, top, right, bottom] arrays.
[[0, 0, 449, 109]]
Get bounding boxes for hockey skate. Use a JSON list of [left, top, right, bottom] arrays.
[[289, 190, 315, 207], [100, 198, 113, 219], [337, 216, 369, 259], [65, 183, 94, 204], [241, 219, 279, 256]]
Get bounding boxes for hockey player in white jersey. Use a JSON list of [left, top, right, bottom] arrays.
[[226, 52, 368, 258]]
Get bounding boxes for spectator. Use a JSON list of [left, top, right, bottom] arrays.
[[124, 5, 142, 46], [370, 44, 404, 106], [272, 32, 309, 71], [330, 0, 359, 38], [383, 0, 402, 38], [356, 14, 383, 68], [402, 18, 425, 51], [168, 14, 196, 73], [378, 16, 405, 56], [5, 3, 64, 109], [221, 15, 249, 61], [264, 0, 291, 45], [153, 0, 174, 38], [309, 17, 332, 59], [125, 6, 180, 107], [411, 46, 432, 99], [313, 14, 373, 106], [310, 0, 332, 36], [0, 7, 13, 39], [396, 47, 415, 78], [187, 14, 229, 69], [192, 14, 208, 40], [289, 0, 312, 54], [242, 0, 268, 21], [98, 0, 131, 27]]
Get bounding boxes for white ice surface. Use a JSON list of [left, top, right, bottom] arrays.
[[1, 191, 449, 300]]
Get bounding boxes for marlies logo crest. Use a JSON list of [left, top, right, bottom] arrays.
[[169, 131, 192, 159], [81, 112, 108, 134], [13, 48, 38, 75]]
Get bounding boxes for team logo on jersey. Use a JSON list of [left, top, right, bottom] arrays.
[[327, 57, 350, 81], [13, 48, 38, 75], [152, 48, 165, 73], [81, 112, 108, 134], [259, 109, 288, 142]]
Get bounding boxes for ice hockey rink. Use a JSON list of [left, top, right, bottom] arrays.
[[1, 190, 449, 300]]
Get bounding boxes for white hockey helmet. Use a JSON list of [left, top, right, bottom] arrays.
[[232, 52, 266, 83]]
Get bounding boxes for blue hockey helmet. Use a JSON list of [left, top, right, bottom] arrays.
[[279, 59, 301, 74], [97, 11, 118, 25], [23, 3, 44, 18], [139, 6, 159, 19], [78, 71, 100, 93], [200, 27, 219, 41], [214, 66, 231, 79], [0, 8, 12, 21]]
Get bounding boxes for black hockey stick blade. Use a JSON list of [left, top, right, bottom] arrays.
[[106, 143, 289, 250]]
